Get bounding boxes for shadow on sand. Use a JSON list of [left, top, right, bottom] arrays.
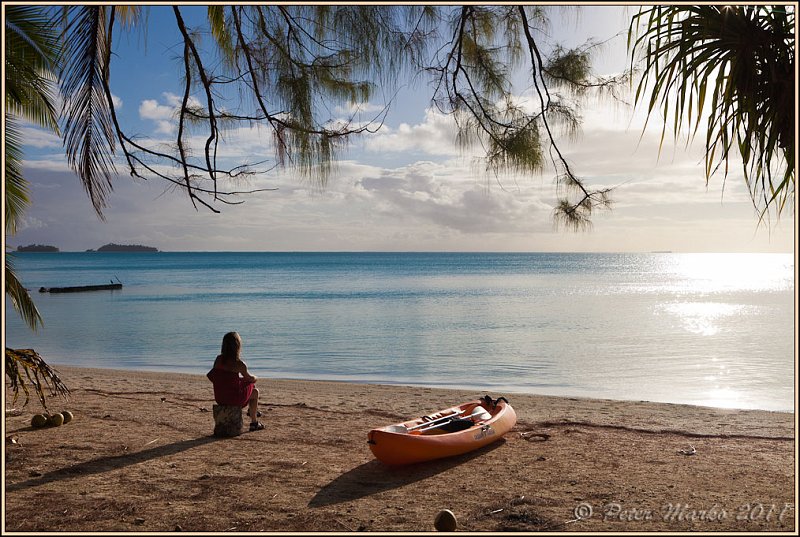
[[6, 435, 218, 492], [309, 440, 505, 507]]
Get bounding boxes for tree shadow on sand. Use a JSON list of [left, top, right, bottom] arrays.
[[309, 440, 505, 507], [6, 435, 218, 492]]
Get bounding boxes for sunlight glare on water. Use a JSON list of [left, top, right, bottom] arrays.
[[657, 302, 749, 336], [701, 387, 748, 409], [665, 252, 793, 294]]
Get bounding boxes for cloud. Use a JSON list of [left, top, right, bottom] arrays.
[[139, 98, 175, 135], [10, 147, 794, 254], [352, 161, 554, 234], [15, 215, 47, 232], [138, 99, 172, 120], [21, 157, 72, 173], [17, 125, 62, 148], [364, 108, 462, 157], [333, 101, 388, 116], [138, 92, 203, 135], [558, 98, 761, 211]]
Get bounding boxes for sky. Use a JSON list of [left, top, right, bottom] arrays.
[[6, 4, 796, 253]]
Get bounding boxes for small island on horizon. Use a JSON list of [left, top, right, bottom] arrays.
[[87, 243, 159, 253], [16, 244, 59, 252]]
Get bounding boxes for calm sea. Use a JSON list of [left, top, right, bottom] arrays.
[[4, 252, 795, 411]]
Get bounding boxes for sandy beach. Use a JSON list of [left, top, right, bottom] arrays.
[[3, 364, 796, 532]]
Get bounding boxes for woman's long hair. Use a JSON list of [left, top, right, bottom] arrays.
[[219, 332, 242, 363]]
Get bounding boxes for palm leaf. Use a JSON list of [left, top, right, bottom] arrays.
[[59, 5, 117, 219], [5, 5, 61, 132], [5, 348, 70, 411], [5, 5, 71, 413], [5, 6, 59, 235], [629, 5, 794, 219], [4, 120, 30, 235], [5, 256, 43, 332]]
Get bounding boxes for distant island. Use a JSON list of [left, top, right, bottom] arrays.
[[17, 244, 59, 252], [87, 243, 159, 252]]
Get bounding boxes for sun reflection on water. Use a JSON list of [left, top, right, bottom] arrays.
[[658, 302, 748, 336], [663, 253, 794, 294], [699, 387, 746, 409]]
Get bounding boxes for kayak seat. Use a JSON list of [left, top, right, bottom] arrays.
[[437, 418, 475, 433]]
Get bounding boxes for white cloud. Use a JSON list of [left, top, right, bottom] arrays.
[[15, 215, 47, 232], [333, 102, 388, 116], [18, 125, 62, 148], [349, 160, 554, 235], [11, 147, 794, 254], [138, 92, 204, 135], [364, 108, 462, 157], [21, 157, 72, 173], [139, 98, 174, 134], [139, 99, 173, 120]]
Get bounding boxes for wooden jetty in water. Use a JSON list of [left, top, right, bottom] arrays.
[[39, 283, 123, 293]]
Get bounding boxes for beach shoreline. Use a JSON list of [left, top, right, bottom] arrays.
[[4, 364, 796, 532]]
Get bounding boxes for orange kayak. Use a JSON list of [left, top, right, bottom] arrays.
[[367, 396, 517, 465]]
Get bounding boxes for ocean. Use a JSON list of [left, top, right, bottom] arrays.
[[4, 252, 795, 412]]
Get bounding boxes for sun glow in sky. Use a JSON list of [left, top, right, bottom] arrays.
[[6, 5, 795, 253]]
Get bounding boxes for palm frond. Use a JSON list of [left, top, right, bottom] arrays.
[[5, 256, 44, 332], [4, 119, 30, 235], [5, 6, 72, 414], [5, 5, 61, 132], [59, 5, 117, 219], [629, 5, 795, 219], [5, 348, 70, 411]]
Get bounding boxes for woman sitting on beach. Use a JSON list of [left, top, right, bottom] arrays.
[[207, 331, 265, 431]]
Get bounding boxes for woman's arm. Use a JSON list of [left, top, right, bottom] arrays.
[[236, 360, 257, 383]]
